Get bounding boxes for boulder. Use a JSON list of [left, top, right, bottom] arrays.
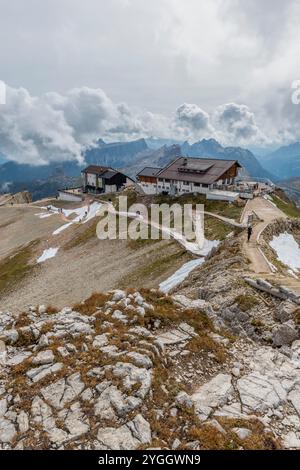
[[112, 290, 126, 302], [273, 303, 294, 323], [127, 352, 153, 369], [0, 329, 18, 344], [32, 350, 54, 365], [272, 324, 298, 347], [232, 427, 252, 440], [38, 305, 47, 315], [176, 392, 194, 409]]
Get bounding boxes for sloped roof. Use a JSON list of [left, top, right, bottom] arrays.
[[137, 167, 163, 178], [82, 165, 134, 182], [82, 165, 111, 176], [157, 157, 241, 184], [101, 170, 119, 180]]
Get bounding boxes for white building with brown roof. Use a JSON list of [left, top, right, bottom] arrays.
[[137, 157, 242, 196]]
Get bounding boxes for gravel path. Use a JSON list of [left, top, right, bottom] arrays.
[[242, 197, 287, 274]]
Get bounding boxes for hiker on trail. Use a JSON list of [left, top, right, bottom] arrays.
[[247, 224, 253, 242]]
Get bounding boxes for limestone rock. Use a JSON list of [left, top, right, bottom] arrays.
[[112, 290, 126, 302], [0, 399, 7, 418], [237, 372, 286, 413], [127, 352, 153, 369], [283, 431, 300, 449], [0, 419, 16, 443], [92, 334, 109, 349], [112, 310, 127, 323], [26, 362, 63, 383], [273, 303, 295, 323], [112, 362, 152, 399], [192, 374, 234, 420], [272, 324, 298, 347], [288, 384, 300, 416], [17, 411, 29, 434], [7, 351, 32, 366], [65, 407, 89, 438], [41, 373, 85, 409], [176, 392, 193, 409], [1, 329, 18, 344], [95, 381, 141, 419], [32, 350, 54, 365], [172, 294, 206, 309], [126, 414, 151, 443], [97, 414, 151, 450], [232, 427, 252, 440]]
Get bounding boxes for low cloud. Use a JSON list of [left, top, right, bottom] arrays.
[[175, 103, 210, 132], [0, 84, 279, 165], [214, 103, 266, 145]]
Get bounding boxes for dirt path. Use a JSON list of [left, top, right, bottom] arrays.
[[241, 197, 287, 274]]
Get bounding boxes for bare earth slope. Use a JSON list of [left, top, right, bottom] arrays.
[[0, 203, 190, 312]]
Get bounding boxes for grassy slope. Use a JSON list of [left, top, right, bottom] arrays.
[[0, 240, 39, 296], [272, 194, 300, 218]]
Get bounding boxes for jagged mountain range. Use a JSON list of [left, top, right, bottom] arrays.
[[0, 137, 275, 199], [258, 142, 300, 180]]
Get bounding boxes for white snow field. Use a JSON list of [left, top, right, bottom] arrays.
[[159, 239, 219, 293], [37, 248, 59, 264], [269, 232, 300, 273], [159, 258, 205, 293]]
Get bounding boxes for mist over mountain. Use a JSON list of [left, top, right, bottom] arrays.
[[259, 142, 300, 180], [85, 138, 148, 167]]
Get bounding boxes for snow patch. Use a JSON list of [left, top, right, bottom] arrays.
[[159, 239, 219, 293], [53, 222, 73, 236], [52, 202, 102, 235], [269, 232, 300, 273], [159, 258, 205, 293], [37, 248, 59, 264], [35, 213, 53, 219]]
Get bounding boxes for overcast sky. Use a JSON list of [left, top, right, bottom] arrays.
[[1, 0, 300, 164]]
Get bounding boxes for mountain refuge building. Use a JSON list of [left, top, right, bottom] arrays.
[[82, 165, 134, 194], [137, 157, 242, 197]]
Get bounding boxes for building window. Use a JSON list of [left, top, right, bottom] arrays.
[[194, 183, 201, 187]]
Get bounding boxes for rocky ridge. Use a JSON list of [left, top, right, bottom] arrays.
[[0, 272, 298, 450]]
